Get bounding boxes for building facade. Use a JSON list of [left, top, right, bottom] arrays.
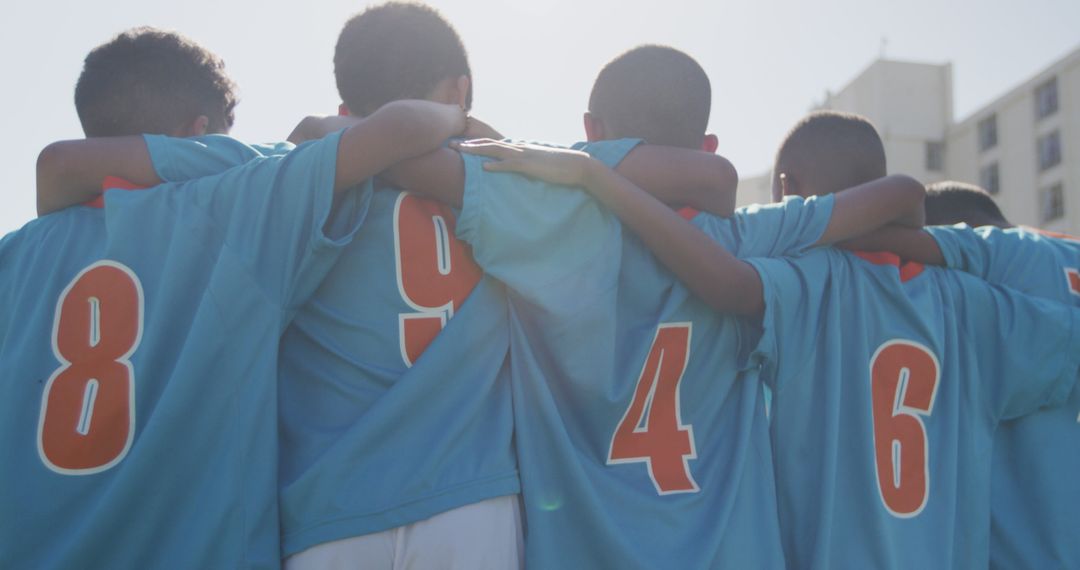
[[738, 45, 1080, 234]]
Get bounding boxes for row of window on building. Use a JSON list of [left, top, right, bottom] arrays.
[[921, 74, 1064, 222]]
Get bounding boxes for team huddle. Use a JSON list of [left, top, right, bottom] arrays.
[[2, 2, 1078, 569]]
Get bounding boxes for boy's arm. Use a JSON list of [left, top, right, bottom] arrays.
[[837, 226, 946, 265], [36, 100, 464, 215], [457, 140, 764, 316], [379, 141, 738, 215], [36, 137, 161, 215], [814, 174, 926, 245]]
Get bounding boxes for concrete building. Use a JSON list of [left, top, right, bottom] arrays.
[[738, 45, 1080, 234]]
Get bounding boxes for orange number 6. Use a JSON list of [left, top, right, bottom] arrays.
[[870, 340, 940, 517], [38, 260, 143, 475]]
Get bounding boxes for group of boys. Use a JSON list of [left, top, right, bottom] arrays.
[[2, 2, 1078, 569]]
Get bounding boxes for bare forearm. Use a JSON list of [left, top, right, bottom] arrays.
[[838, 226, 945, 265], [582, 159, 762, 315], [614, 146, 738, 216], [36, 138, 160, 216], [380, 148, 465, 207], [335, 100, 465, 192], [817, 174, 926, 245]]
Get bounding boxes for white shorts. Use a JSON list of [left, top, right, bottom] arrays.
[[284, 495, 523, 570]]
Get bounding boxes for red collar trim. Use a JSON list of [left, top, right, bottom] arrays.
[[853, 250, 925, 282], [85, 176, 148, 208]]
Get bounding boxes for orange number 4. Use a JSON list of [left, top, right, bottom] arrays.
[[608, 323, 699, 495], [37, 261, 143, 475], [870, 340, 940, 517]]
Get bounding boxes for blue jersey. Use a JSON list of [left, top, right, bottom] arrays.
[[927, 224, 1080, 568], [0, 132, 359, 569], [454, 139, 834, 569], [745, 248, 1080, 569], [138, 134, 520, 556]]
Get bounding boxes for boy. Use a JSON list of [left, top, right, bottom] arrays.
[[757, 112, 1080, 567], [384, 47, 925, 566], [1, 27, 466, 569], [918, 181, 1080, 568]]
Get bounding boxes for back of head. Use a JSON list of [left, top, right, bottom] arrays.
[[335, 1, 472, 116], [773, 111, 886, 197], [75, 27, 237, 137], [588, 45, 711, 149], [925, 181, 1011, 227]]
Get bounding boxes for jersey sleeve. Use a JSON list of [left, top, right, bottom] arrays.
[[924, 224, 1001, 278], [958, 276, 1080, 421], [155, 131, 365, 310], [739, 250, 833, 390], [454, 155, 621, 311], [696, 194, 835, 257], [144, 134, 293, 182]]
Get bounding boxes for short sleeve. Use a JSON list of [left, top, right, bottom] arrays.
[[155, 131, 364, 309], [960, 276, 1080, 421], [924, 224, 996, 277], [740, 251, 832, 389], [697, 194, 834, 258], [144, 134, 293, 182], [454, 153, 623, 312], [571, 138, 644, 168]]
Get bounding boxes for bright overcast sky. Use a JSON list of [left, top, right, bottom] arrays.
[[2, 0, 1077, 234]]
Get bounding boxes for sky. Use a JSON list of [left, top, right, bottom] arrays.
[[1, 0, 1078, 235]]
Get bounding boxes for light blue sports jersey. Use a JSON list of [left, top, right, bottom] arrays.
[[137, 134, 520, 556], [745, 247, 1080, 569], [454, 139, 835, 569], [927, 224, 1080, 568], [0, 132, 360, 569]]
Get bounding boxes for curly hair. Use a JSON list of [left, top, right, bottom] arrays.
[[75, 27, 238, 137]]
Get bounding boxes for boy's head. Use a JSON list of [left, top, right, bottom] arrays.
[[925, 181, 1011, 228], [335, 1, 472, 117], [586, 45, 717, 152], [75, 27, 237, 138], [772, 111, 886, 201]]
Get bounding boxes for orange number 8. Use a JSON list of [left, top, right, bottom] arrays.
[[38, 260, 143, 475]]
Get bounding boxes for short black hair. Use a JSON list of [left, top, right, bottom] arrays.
[[774, 111, 887, 196], [335, 2, 472, 116], [588, 45, 711, 149], [925, 181, 1011, 227], [75, 27, 237, 137]]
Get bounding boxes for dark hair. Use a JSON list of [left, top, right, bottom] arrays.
[[75, 27, 237, 137], [588, 45, 711, 149], [774, 111, 886, 196], [335, 2, 472, 116], [925, 181, 1010, 227]]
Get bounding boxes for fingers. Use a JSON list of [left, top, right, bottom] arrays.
[[452, 139, 525, 160]]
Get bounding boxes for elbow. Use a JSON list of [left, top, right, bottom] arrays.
[[35, 142, 68, 216]]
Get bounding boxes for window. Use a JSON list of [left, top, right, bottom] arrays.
[[1040, 183, 1064, 223], [1038, 131, 1062, 171], [979, 162, 1000, 195], [1035, 77, 1059, 120], [978, 115, 997, 152], [925, 141, 944, 172]]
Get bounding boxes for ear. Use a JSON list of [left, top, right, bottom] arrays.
[[338, 103, 351, 117], [454, 75, 471, 109], [778, 172, 799, 201], [701, 133, 719, 154], [173, 115, 210, 137], [583, 112, 605, 142]]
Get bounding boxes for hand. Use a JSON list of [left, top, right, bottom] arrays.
[[462, 116, 504, 140], [453, 139, 597, 188], [288, 115, 364, 144]]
